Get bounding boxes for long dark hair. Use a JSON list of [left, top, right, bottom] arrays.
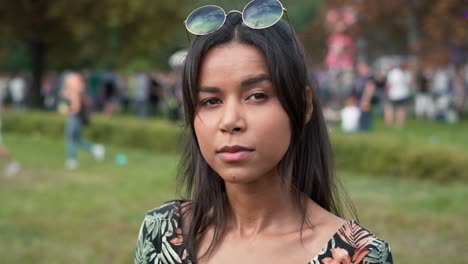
[[178, 12, 354, 261]]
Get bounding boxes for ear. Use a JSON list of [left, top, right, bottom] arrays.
[[305, 86, 313, 124]]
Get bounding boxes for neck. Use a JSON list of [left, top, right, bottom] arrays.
[[224, 169, 300, 238]]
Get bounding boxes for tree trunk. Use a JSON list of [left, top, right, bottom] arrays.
[[28, 40, 45, 109]]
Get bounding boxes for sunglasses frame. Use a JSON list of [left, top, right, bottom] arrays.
[[184, 0, 295, 42]]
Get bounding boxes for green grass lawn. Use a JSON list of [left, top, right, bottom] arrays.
[[370, 118, 468, 151], [0, 133, 467, 263]]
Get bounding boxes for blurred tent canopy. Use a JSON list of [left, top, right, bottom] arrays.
[[169, 50, 188, 69]]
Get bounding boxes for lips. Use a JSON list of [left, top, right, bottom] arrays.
[[217, 145, 254, 162], [218, 145, 254, 153]]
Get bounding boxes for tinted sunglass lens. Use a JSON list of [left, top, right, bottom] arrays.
[[186, 5, 226, 35], [243, 0, 283, 29]]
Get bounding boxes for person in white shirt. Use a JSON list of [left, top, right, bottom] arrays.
[[385, 62, 412, 127], [341, 95, 361, 132], [8, 75, 27, 110], [133, 72, 150, 118]]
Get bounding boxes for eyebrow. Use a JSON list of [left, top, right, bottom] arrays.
[[198, 74, 271, 94], [240, 74, 271, 87], [198, 86, 220, 94]]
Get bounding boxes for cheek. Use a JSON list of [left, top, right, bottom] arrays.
[[254, 110, 291, 160], [194, 117, 214, 160]]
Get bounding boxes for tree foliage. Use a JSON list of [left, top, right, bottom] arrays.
[[0, 0, 194, 70], [302, 0, 468, 66], [357, 0, 467, 65], [0, 0, 192, 106], [0, 0, 322, 71]]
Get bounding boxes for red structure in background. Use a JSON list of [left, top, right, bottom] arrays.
[[325, 7, 356, 71]]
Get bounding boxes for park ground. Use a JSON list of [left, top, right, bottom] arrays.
[[0, 118, 467, 263]]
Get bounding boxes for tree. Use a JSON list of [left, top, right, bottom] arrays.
[[0, 0, 190, 108], [301, 0, 468, 66], [357, 0, 468, 65]]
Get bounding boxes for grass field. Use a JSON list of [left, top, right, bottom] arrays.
[[370, 118, 468, 151], [0, 131, 467, 263]]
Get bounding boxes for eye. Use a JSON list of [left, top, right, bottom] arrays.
[[247, 92, 267, 101], [200, 97, 222, 107]]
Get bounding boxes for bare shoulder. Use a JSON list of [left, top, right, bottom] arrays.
[[306, 199, 347, 232], [296, 200, 348, 254]]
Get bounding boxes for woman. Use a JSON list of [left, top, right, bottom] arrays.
[[384, 61, 412, 127], [135, 1, 392, 263], [61, 72, 105, 169]]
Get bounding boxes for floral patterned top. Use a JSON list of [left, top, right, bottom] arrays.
[[135, 201, 393, 264]]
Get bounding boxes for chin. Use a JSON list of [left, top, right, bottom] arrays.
[[216, 166, 274, 185], [219, 171, 255, 184]]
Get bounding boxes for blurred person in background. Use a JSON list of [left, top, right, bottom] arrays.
[[352, 61, 376, 131], [414, 68, 435, 119], [99, 68, 119, 116], [87, 70, 101, 110], [341, 95, 361, 132], [60, 72, 105, 170], [385, 61, 413, 127], [372, 67, 387, 115], [431, 64, 454, 121], [8, 74, 27, 110], [133, 71, 150, 118], [0, 130, 21, 177], [0, 77, 20, 176], [0, 74, 9, 107], [118, 73, 131, 114], [42, 72, 58, 110], [452, 63, 467, 117], [148, 74, 162, 116]]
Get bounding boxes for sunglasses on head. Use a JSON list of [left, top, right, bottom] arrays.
[[184, 0, 300, 54], [185, 0, 289, 36]]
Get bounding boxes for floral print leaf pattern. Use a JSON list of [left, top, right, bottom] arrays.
[[363, 239, 392, 264], [309, 221, 393, 264], [337, 221, 376, 249], [135, 227, 151, 264], [352, 245, 370, 263], [135, 202, 189, 264], [162, 241, 181, 263], [135, 203, 392, 264], [322, 247, 351, 263]]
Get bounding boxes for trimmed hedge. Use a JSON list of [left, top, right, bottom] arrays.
[[332, 133, 468, 183], [3, 111, 467, 182], [2, 111, 182, 154]]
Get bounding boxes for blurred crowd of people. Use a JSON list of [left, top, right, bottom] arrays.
[[0, 59, 466, 173], [0, 69, 183, 121], [0, 69, 184, 172], [1, 59, 467, 135], [314, 59, 468, 132]]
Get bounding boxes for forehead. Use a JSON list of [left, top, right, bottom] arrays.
[[199, 42, 269, 86]]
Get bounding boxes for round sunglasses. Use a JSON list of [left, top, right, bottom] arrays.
[[184, 0, 287, 36]]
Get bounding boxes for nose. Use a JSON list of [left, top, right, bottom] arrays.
[[219, 99, 246, 134]]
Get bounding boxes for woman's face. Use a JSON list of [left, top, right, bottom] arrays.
[[194, 42, 291, 184]]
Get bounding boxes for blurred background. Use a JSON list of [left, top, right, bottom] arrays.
[[0, 0, 466, 263]]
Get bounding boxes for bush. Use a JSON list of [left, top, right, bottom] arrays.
[[332, 133, 468, 183], [3, 111, 467, 182], [2, 111, 182, 153]]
